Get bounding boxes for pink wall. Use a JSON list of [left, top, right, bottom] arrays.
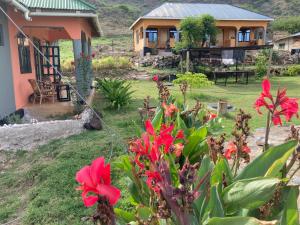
[[7, 6, 93, 109]]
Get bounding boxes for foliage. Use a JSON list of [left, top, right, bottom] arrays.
[[175, 15, 217, 50], [173, 72, 213, 88], [255, 53, 268, 78], [93, 56, 132, 71], [96, 78, 134, 109], [284, 65, 300, 76], [271, 16, 300, 34]]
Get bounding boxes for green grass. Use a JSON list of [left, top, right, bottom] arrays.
[[1, 76, 300, 224], [59, 34, 132, 61]]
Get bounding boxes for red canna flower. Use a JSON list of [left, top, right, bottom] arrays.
[[224, 142, 251, 159], [162, 102, 178, 117], [153, 75, 159, 82], [145, 170, 162, 193], [254, 79, 299, 125], [224, 142, 237, 159], [76, 157, 121, 207], [129, 120, 184, 169], [208, 112, 217, 121]]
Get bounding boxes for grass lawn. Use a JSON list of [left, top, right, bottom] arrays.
[[1, 76, 300, 224]]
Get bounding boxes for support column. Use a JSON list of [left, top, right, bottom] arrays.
[[236, 27, 240, 47], [88, 38, 93, 89], [73, 39, 86, 100], [142, 27, 146, 57], [263, 27, 267, 45]]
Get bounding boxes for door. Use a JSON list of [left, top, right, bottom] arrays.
[[0, 4, 16, 118], [40, 45, 61, 83]]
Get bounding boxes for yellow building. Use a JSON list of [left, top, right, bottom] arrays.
[[130, 3, 273, 56]]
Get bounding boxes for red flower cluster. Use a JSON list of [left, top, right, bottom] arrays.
[[76, 157, 121, 207], [162, 102, 178, 117], [208, 112, 217, 121], [129, 120, 184, 192], [224, 142, 251, 159], [255, 79, 299, 125], [153, 75, 159, 82]]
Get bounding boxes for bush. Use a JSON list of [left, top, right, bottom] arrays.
[[285, 65, 300, 76], [95, 78, 134, 109], [173, 72, 213, 88], [61, 59, 74, 72], [255, 53, 268, 78], [93, 56, 132, 71]]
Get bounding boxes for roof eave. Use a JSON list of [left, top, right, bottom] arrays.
[[129, 16, 273, 30], [29, 11, 102, 37]]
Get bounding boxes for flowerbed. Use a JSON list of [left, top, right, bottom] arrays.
[[76, 77, 300, 225]]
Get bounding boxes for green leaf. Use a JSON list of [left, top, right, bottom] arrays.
[[206, 185, 225, 219], [194, 155, 214, 217], [152, 107, 163, 131], [183, 126, 207, 158], [279, 186, 299, 225], [176, 111, 187, 131], [205, 217, 277, 225], [137, 206, 152, 221], [264, 145, 296, 177], [222, 177, 280, 213], [211, 157, 233, 186], [235, 141, 297, 181], [115, 208, 135, 223]]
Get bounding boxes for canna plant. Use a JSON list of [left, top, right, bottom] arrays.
[[76, 78, 300, 225]]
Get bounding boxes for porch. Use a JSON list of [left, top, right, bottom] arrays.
[[139, 25, 266, 55], [7, 6, 98, 110]]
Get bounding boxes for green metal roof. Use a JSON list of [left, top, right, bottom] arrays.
[[17, 0, 97, 11]]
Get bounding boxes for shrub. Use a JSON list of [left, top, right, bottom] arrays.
[[61, 59, 74, 72], [93, 56, 132, 71], [285, 65, 300, 76], [255, 53, 268, 78], [173, 72, 213, 88], [95, 78, 133, 109]]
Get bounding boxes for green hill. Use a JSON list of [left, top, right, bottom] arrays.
[[87, 0, 300, 35]]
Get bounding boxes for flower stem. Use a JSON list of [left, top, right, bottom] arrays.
[[264, 111, 271, 152]]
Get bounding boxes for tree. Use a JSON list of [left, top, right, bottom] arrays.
[[176, 14, 217, 49], [272, 16, 300, 34]]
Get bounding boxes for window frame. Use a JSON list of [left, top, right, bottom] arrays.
[[146, 28, 158, 43], [279, 43, 285, 50], [17, 33, 32, 74], [0, 24, 4, 46], [238, 29, 251, 42]]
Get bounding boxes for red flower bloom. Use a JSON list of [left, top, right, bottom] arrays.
[[254, 79, 299, 125], [173, 143, 184, 157], [224, 142, 251, 159], [162, 102, 178, 117], [153, 75, 159, 82], [129, 120, 184, 169], [224, 142, 237, 159], [208, 112, 217, 121], [76, 157, 121, 207], [145, 170, 162, 193]]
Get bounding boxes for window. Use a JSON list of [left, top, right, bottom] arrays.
[[17, 33, 32, 74], [136, 30, 139, 44], [169, 28, 177, 39], [146, 28, 158, 43], [279, 43, 285, 50], [238, 29, 251, 42], [0, 24, 4, 46]]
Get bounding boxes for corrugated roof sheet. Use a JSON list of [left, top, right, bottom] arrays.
[[17, 0, 96, 11], [143, 3, 273, 21]]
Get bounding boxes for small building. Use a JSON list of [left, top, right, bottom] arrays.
[[130, 3, 273, 56], [274, 32, 300, 52], [0, 0, 101, 119]]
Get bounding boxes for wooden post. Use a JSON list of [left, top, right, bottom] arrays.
[[217, 100, 228, 116], [186, 50, 190, 72]]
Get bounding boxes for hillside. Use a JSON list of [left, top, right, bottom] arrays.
[[87, 0, 300, 36]]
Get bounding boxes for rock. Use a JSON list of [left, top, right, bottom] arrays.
[[133, 55, 180, 69], [83, 111, 103, 131]]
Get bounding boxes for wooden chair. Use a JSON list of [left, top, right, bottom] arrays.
[[28, 79, 56, 104]]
